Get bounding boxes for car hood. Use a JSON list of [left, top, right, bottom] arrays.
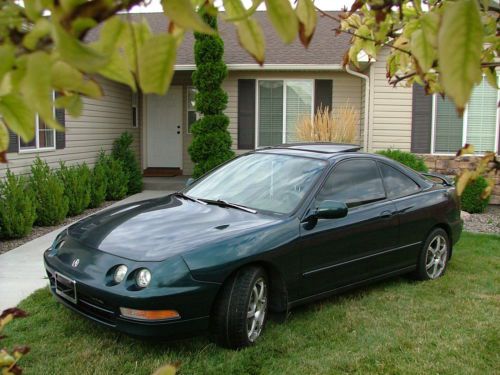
[[67, 195, 280, 262]]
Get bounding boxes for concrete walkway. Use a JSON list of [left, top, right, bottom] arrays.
[[0, 190, 171, 311]]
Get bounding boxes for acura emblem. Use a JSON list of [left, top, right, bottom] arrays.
[[72, 258, 80, 268]]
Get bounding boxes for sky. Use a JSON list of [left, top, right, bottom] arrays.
[[129, 0, 354, 13]]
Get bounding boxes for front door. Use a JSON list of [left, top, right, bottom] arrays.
[[146, 86, 183, 168]]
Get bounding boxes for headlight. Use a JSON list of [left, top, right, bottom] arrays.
[[113, 265, 128, 283], [136, 268, 151, 288]]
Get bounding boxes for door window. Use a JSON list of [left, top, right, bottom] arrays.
[[317, 159, 386, 207], [378, 163, 420, 199]]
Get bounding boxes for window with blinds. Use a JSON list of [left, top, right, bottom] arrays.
[[433, 76, 499, 154], [466, 78, 498, 153], [258, 80, 313, 147], [434, 96, 463, 153]]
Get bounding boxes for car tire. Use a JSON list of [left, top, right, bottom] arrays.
[[415, 228, 450, 281], [210, 266, 268, 349]]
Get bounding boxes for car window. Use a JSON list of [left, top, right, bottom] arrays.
[[379, 162, 420, 199], [317, 159, 386, 207]]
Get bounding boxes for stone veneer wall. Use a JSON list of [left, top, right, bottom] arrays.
[[421, 155, 500, 205]]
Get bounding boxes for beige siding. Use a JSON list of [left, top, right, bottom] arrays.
[[1, 77, 139, 178], [368, 48, 413, 151]]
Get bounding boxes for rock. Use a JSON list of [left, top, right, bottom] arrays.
[[461, 211, 472, 221]]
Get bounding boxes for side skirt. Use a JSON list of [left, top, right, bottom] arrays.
[[287, 265, 416, 309]]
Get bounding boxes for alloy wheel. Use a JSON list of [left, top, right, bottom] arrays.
[[425, 234, 448, 279], [246, 277, 267, 342]]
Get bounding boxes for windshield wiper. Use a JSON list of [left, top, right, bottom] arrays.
[[201, 199, 257, 214], [173, 192, 207, 205]]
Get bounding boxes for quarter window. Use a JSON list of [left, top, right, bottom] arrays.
[[257, 80, 313, 147], [318, 159, 386, 207], [187, 86, 199, 134], [378, 162, 420, 199]]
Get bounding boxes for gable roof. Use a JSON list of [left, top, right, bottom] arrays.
[[89, 11, 351, 68]]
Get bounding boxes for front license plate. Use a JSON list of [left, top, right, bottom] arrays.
[[55, 272, 77, 304]]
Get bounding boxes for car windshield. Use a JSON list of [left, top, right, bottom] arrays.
[[185, 153, 327, 214]]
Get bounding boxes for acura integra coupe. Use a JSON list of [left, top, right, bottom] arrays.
[[44, 144, 462, 349]]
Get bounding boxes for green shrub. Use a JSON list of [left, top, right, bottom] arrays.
[[100, 152, 128, 200], [377, 149, 429, 172], [460, 176, 490, 213], [188, 11, 234, 178], [112, 132, 143, 194], [0, 171, 36, 239], [30, 158, 68, 226], [89, 157, 107, 208], [57, 162, 91, 216]]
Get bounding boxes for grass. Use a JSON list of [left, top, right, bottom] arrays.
[[3, 233, 499, 374]]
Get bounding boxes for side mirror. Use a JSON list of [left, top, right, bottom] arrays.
[[314, 200, 348, 219], [185, 178, 195, 187]]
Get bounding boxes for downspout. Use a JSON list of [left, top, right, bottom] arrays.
[[345, 65, 370, 152]]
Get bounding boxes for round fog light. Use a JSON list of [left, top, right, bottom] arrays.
[[136, 269, 151, 288], [113, 265, 128, 283]]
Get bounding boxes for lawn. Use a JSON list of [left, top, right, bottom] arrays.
[[3, 232, 499, 375]]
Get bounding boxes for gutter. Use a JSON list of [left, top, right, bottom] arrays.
[[345, 65, 370, 152], [174, 64, 344, 71]]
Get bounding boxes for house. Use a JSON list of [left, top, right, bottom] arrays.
[[2, 12, 499, 202]]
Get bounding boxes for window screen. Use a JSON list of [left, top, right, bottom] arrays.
[[285, 81, 313, 143], [379, 162, 420, 199], [258, 81, 283, 146], [318, 159, 386, 207], [434, 96, 463, 153]]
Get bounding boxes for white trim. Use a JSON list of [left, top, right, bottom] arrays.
[[496, 77, 500, 154], [175, 64, 345, 71], [430, 94, 436, 154], [345, 66, 369, 151], [255, 79, 314, 148]]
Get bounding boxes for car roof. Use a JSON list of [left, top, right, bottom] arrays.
[[256, 143, 362, 159]]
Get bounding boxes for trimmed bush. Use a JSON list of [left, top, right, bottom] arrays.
[[99, 152, 128, 200], [89, 157, 107, 208], [188, 11, 234, 178], [377, 149, 429, 172], [57, 162, 91, 216], [112, 132, 143, 194], [0, 171, 36, 239], [460, 176, 490, 213], [30, 157, 68, 226]]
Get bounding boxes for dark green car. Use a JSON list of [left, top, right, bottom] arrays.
[[44, 144, 462, 349]]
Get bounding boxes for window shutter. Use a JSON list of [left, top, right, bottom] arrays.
[[411, 85, 432, 153], [7, 129, 19, 153], [237, 79, 256, 149], [55, 93, 66, 149], [314, 79, 333, 113]]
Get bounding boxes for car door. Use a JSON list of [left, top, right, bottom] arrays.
[[377, 161, 429, 266], [299, 158, 399, 298]]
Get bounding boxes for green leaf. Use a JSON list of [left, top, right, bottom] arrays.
[[0, 119, 8, 153], [224, 0, 266, 64], [482, 67, 498, 89], [21, 52, 62, 131], [264, 0, 298, 44], [23, 18, 51, 50], [138, 34, 177, 94], [0, 45, 15, 82], [152, 364, 177, 375], [438, 0, 483, 112], [411, 29, 436, 72], [120, 20, 153, 73], [52, 23, 109, 73], [55, 93, 83, 117], [51, 61, 102, 98], [161, 0, 214, 34], [92, 16, 125, 53], [296, 0, 317, 47], [0, 94, 35, 142], [420, 12, 439, 48], [60, 0, 87, 13], [98, 52, 137, 91]]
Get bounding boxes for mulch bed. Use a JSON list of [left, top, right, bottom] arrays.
[[0, 201, 116, 255]]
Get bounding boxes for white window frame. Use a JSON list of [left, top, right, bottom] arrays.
[[186, 86, 199, 135], [255, 79, 315, 148], [19, 92, 56, 153], [430, 74, 500, 155]]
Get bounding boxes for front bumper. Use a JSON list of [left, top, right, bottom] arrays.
[[44, 256, 218, 339]]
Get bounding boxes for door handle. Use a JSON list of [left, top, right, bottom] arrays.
[[379, 210, 394, 218]]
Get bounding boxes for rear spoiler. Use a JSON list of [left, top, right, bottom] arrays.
[[420, 172, 454, 187]]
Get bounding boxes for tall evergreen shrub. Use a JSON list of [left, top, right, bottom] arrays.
[[188, 11, 234, 178], [57, 162, 91, 216], [112, 132, 143, 194], [89, 156, 108, 208]]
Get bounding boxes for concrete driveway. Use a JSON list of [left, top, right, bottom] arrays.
[[0, 190, 170, 311]]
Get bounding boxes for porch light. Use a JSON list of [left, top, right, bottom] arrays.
[[120, 307, 180, 321]]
